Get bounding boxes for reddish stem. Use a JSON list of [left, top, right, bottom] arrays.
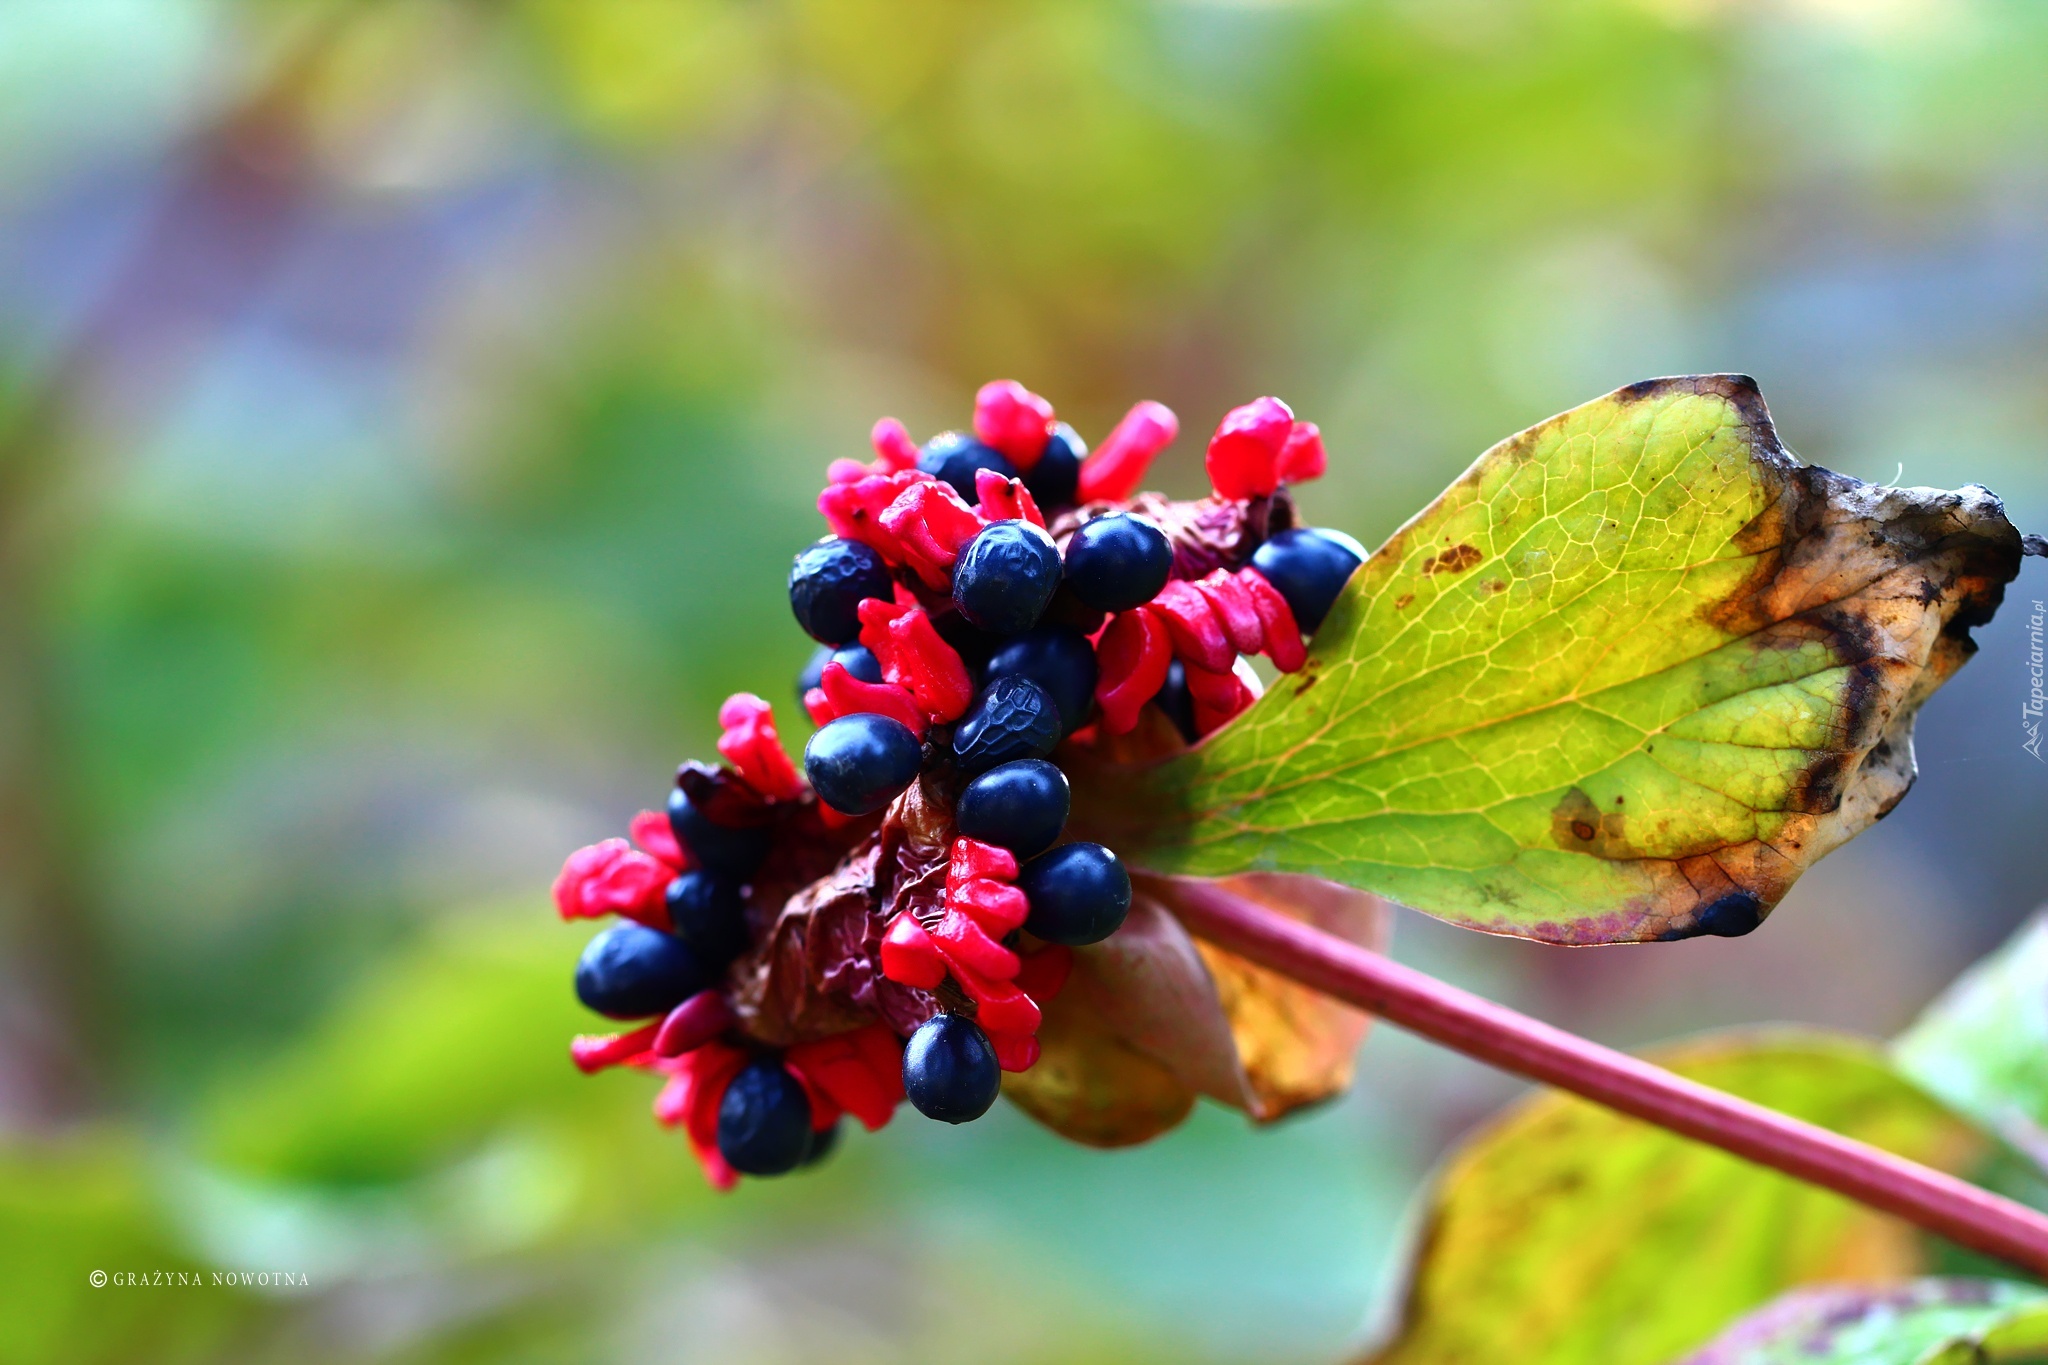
[[1157, 876, 2048, 1278]]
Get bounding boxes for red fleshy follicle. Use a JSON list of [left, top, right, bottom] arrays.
[[881, 836, 1053, 1060], [827, 458, 874, 484], [926, 839, 1026, 990], [571, 1022, 661, 1074], [871, 417, 921, 472], [802, 689, 830, 727], [1196, 570, 1266, 655], [973, 380, 1056, 468], [989, 1031, 1040, 1073], [628, 808, 687, 868], [787, 1023, 906, 1131], [1185, 661, 1256, 737], [1276, 420, 1325, 484], [974, 469, 1047, 527], [1205, 396, 1295, 500], [954, 966, 1041, 1036], [931, 909, 1021, 980], [805, 662, 929, 737], [1241, 567, 1306, 671], [654, 990, 737, 1057], [1014, 944, 1074, 1001], [879, 479, 986, 588], [553, 839, 671, 930], [1078, 400, 1179, 503], [880, 912, 946, 988], [858, 597, 974, 722], [1150, 578, 1235, 673], [989, 946, 1074, 1074], [1094, 606, 1174, 735], [651, 1040, 751, 1190], [949, 877, 1029, 936], [949, 837, 1019, 885], [818, 469, 928, 564], [717, 694, 805, 801], [947, 839, 1026, 934]]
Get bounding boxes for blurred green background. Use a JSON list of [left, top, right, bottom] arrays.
[[1, 0, 2045, 1360]]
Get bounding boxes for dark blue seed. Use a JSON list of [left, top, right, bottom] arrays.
[[1154, 658, 1197, 743], [668, 788, 772, 881], [789, 538, 893, 645], [796, 642, 884, 702], [952, 676, 1060, 775], [918, 431, 1017, 501], [574, 922, 710, 1019], [952, 520, 1063, 634], [984, 626, 1098, 734], [903, 1014, 1001, 1123], [664, 870, 747, 965], [1022, 423, 1084, 509], [797, 643, 833, 700], [831, 643, 883, 683], [955, 759, 1070, 858], [804, 713, 924, 815], [717, 1059, 816, 1176], [1249, 527, 1365, 635], [1020, 842, 1132, 946], [800, 1119, 841, 1167], [1063, 513, 1173, 613]]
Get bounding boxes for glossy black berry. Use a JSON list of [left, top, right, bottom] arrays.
[[1250, 527, 1366, 634], [1019, 842, 1132, 946], [804, 713, 924, 815], [956, 759, 1070, 858], [918, 431, 1017, 501], [797, 642, 883, 700], [668, 788, 772, 881], [664, 870, 747, 964], [1063, 513, 1172, 614], [574, 922, 709, 1019], [952, 676, 1061, 775], [984, 625, 1097, 734], [798, 643, 832, 699], [903, 1013, 1001, 1124], [832, 643, 883, 683], [800, 1119, 841, 1168], [1154, 658, 1197, 743], [1023, 422, 1083, 509], [789, 537, 892, 645], [716, 1059, 816, 1176], [952, 521, 1062, 634]]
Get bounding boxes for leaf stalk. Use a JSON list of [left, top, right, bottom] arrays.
[[1152, 876, 2048, 1277]]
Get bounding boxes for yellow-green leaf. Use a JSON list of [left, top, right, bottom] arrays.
[[1366, 1032, 1991, 1365], [1097, 376, 2024, 943], [1675, 1279, 2048, 1365]]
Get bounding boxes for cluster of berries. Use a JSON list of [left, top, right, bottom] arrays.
[[553, 380, 1364, 1187]]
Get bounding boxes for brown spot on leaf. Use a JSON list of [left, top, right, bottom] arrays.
[[1549, 788, 1632, 858], [1394, 593, 1414, 611], [1422, 543, 1483, 576]]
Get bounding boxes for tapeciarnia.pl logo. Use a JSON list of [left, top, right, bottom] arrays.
[[2025, 598, 2045, 762]]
